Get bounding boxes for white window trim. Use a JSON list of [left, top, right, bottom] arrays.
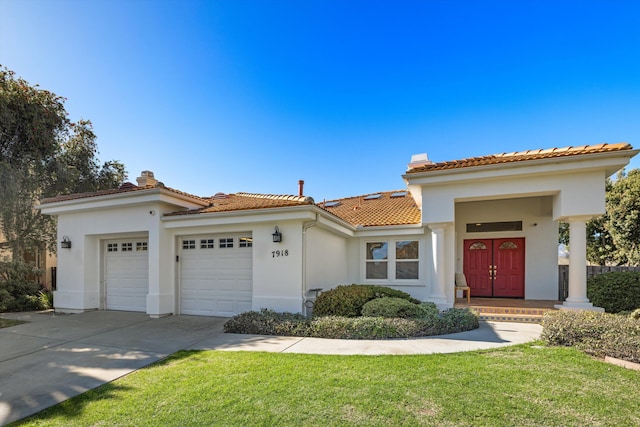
[[361, 238, 423, 286]]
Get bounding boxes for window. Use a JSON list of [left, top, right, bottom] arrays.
[[107, 243, 118, 252], [219, 238, 234, 248], [136, 242, 148, 251], [121, 242, 133, 252], [366, 240, 420, 281], [466, 221, 523, 233], [182, 239, 196, 250], [200, 239, 215, 249], [239, 237, 253, 248], [366, 242, 388, 279], [469, 242, 487, 250], [499, 241, 518, 250], [395, 241, 419, 279]]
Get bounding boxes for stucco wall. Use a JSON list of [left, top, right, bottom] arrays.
[[54, 203, 161, 313], [305, 226, 349, 296]]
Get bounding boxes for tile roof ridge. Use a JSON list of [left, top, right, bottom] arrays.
[[406, 142, 634, 174], [235, 192, 315, 204]]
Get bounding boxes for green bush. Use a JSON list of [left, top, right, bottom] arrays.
[[361, 297, 438, 319], [587, 271, 640, 313], [0, 258, 43, 312], [541, 310, 640, 363], [224, 307, 479, 339], [312, 284, 420, 317]]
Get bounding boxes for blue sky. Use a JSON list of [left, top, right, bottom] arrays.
[[2, 0, 639, 201]]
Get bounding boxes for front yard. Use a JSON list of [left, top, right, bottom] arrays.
[[15, 344, 639, 426]]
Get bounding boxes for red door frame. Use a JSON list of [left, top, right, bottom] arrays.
[[463, 238, 525, 298]]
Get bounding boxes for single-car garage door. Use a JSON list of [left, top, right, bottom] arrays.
[[180, 233, 252, 316], [104, 238, 149, 312]]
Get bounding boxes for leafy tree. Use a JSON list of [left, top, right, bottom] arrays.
[[560, 169, 640, 266], [606, 169, 640, 265], [0, 65, 126, 270]]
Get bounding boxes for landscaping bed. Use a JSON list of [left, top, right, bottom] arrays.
[[224, 285, 479, 339]]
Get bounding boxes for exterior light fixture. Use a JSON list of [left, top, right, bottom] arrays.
[[272, 226, 282, 243], [61, 236, 72, 249]]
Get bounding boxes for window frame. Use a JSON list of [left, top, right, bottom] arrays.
[[363, 238, 421, 284]]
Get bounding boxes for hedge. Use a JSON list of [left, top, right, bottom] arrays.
[[312, 284, 421, 317], [541, 310, 640, 363], [587, 271, 640, 313]]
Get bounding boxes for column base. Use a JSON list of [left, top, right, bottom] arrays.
[[554, 302, 605, 312]]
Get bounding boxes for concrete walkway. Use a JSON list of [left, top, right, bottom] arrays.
[[0, 310, 541, 425]]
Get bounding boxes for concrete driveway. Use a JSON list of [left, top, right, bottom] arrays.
[[0, 310, 541, 425]]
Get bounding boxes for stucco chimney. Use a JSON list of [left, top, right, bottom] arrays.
[[136, 170, 158, 187], [407, 153, 433, 170], [298, 180, 304, 196]]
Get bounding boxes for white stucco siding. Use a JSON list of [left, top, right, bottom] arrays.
[[251, 221, 305, 313], [52, 203, 166, 314], [304, 226, 349, 294], [455, 197, 558, 300], [419, 169, 608, 225]]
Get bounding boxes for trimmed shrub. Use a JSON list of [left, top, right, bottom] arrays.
[[541, 310, 640, 363], [439, 308, 480, 332], [313, 284, 420, 317], [361, 298, 438, 319], [224, 307, 480, 339], [587, 271, 640, 313]]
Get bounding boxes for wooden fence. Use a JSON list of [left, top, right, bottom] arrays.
[[557, 265, 640, 300]]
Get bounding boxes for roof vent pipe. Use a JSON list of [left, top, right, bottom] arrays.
[[298, 180, 304, 196]]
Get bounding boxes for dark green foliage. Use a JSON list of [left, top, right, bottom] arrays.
[[224, 308, 479, 339], [587, 271, 640, 313], [361, 297, 438, 319], [312, 284, 420, 317], [0, 257, 44, 312], [541, 310, 640, 363]]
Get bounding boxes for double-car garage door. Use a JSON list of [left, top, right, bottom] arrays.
[[179, 233, 253, 317], [104, 234, 253, 317]]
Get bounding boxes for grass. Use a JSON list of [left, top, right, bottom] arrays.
[[0, 317, 25, 328], [15, 344, 640, 426]]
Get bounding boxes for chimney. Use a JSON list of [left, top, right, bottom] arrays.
[[136, 170, 158, 187], [407, 153, 433, 170], [298, 180, 304, 196]]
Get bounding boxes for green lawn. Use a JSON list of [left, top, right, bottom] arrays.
[[15, 344, 639, 427]]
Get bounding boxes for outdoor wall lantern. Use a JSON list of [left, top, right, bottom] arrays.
[[61, 236, 72, 249], [272, 226, 283, 243]]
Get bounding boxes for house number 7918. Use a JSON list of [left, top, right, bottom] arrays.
[[272, 249, 289, 258]]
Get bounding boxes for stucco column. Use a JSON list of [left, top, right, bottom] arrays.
[[555, 216, 604, 312], [429, 223, 453, 309]]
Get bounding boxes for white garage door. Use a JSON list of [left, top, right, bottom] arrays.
[[180, 233, 252, 316], [104, 238, 148, 312]]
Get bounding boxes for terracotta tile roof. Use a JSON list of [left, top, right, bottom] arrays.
[[165, 192, 315, 216], [406, 143, 634, 174], [318, 191, 421, 227], [39, 182, 207, 205]]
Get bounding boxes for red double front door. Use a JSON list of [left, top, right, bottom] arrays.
[[463, 238, 525, 298]]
